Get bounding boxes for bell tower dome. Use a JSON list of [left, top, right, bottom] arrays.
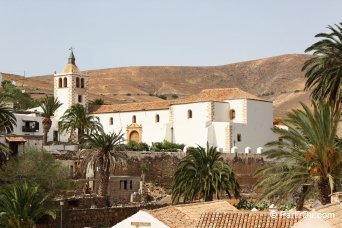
[[54, 49, 89, 118]]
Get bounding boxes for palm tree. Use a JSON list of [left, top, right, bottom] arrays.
[[0, 101, 16, 163], [255, 100, 341, 207], [303, 23, 342, 110], [40, 96, 62, 145], [172, 145, 240, 203], [59, 104, 102, 142], [0, 101, 16, 134], [0, 182, 55, 227], [80, 129, 125, 196]]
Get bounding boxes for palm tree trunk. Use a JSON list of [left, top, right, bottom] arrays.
[[42, 118, 52, 146], [97, 155, 107, 196], [296, 185, 311, 210], [78, 128, 83, 142], [318, 177, 331, 205], [97, 154, 110, 197], [204, 193, 213, 201]]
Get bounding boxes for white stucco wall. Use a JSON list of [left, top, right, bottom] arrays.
[[172, 102, 210, 148], [244, 100, 277, 152], [213, 102, 229, 122], [224, 99, 246, 124], [210, 122, 230, 152], [113, 210, 169, 228], [96, 109, 170, 145], [10, 113, 68, 144]]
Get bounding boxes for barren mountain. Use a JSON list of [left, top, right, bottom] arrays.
[[1, 54, 312, 117]]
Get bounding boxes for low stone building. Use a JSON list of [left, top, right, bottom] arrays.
[[108, 176, 141, 204]]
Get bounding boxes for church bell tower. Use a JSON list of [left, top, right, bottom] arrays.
[[54, 49, 89, 118]]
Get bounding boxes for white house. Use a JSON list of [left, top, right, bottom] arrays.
[[5, 51, 277, 153]]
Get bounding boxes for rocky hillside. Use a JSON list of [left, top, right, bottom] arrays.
[[1, 54, 312, 117]]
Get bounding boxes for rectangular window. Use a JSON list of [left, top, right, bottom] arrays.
[[237, 134, 241, 142], [78, 95, 82, 103], [119, 180, 127, 189], [53, 131, 58, 142], [130, 180, 132, 190]]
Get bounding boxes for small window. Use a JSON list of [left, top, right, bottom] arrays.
[[53, 131, 58, 142], [58, 78, 62, 88], [63, 77, 68, 87], [132, 115, 136, 123], [237, 134, 241, 142], [155, 114, 160, 123], [76, 77, 80, 88], [130, 180, 132, 190], [81, 78, 85, 88], [109, 117, 113, 125], [187, 109, 192, 119], [120, 180, 127, 190], [230, 109, 236, 120], [78, 95, 82, 103]]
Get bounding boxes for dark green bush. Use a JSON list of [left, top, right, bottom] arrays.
[[171, 94, 179, 99], [115, 141, 149, 151], [151, 140, 185, 152], [234, 198, 295, 211], [235, 198, 270, 210]]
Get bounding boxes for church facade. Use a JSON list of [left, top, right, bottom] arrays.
[[6, 51, 277, 153]]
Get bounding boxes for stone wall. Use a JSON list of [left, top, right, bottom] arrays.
[[37, 204, 165, 228], [112, 152, 265, 192]]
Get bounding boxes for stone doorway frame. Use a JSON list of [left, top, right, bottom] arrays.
[[126, 123, 142, 143]]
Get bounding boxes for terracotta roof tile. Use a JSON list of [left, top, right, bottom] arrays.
[[196, 211, 302, 228], [91, 100, 173, 114], [294, 203, 342, 227], [5, 136, 27, 143], [145, 200, 237, 228], [92, 88, 268, 114]]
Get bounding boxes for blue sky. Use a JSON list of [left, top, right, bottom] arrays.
[[0, 1, 341, 76]]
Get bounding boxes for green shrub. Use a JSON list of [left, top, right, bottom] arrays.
[[234, 198, 269, 210], [234, 198, 295, 211], [151, 140, 185, 152], [0, 147, 76, 195], [116, 141, 149, 151], [171, 94, 179, 99], [157, 94, 167, 100]]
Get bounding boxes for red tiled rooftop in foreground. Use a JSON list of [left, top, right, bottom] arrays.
[[5, 136, 27, 143], [145, 200, 238, 228], [196, 211, 303, 228], [91, 88, 269, 114]]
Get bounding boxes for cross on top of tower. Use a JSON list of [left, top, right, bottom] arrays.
[[68, 47, 76, 64]]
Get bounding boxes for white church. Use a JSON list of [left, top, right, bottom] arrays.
[[4, 51, 276, 154]]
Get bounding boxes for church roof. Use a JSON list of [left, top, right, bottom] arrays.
[[176, 88, 265, 104], [91, 88, 269, 114], [91, 100, 173, 114], [61, 50, 81, 74]]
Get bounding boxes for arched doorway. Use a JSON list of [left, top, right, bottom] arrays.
[[126, 123, 142, 143], [129, 131, 140, 142]]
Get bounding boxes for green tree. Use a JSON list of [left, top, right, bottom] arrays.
[[59, 104, 102, 142], [303, 23, 342, 109], [0, 147, 75, 195], [255, 100, 341, 208], [0, 101, 16, 134], [80, 130, 125, 196], [1, 80, 39, 110], [172, 145, 240, 203], [0, 182, 55, 228], [40, 96, 62, 145], [0, 101, 16, 164], [90, 98, 104, 105]]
